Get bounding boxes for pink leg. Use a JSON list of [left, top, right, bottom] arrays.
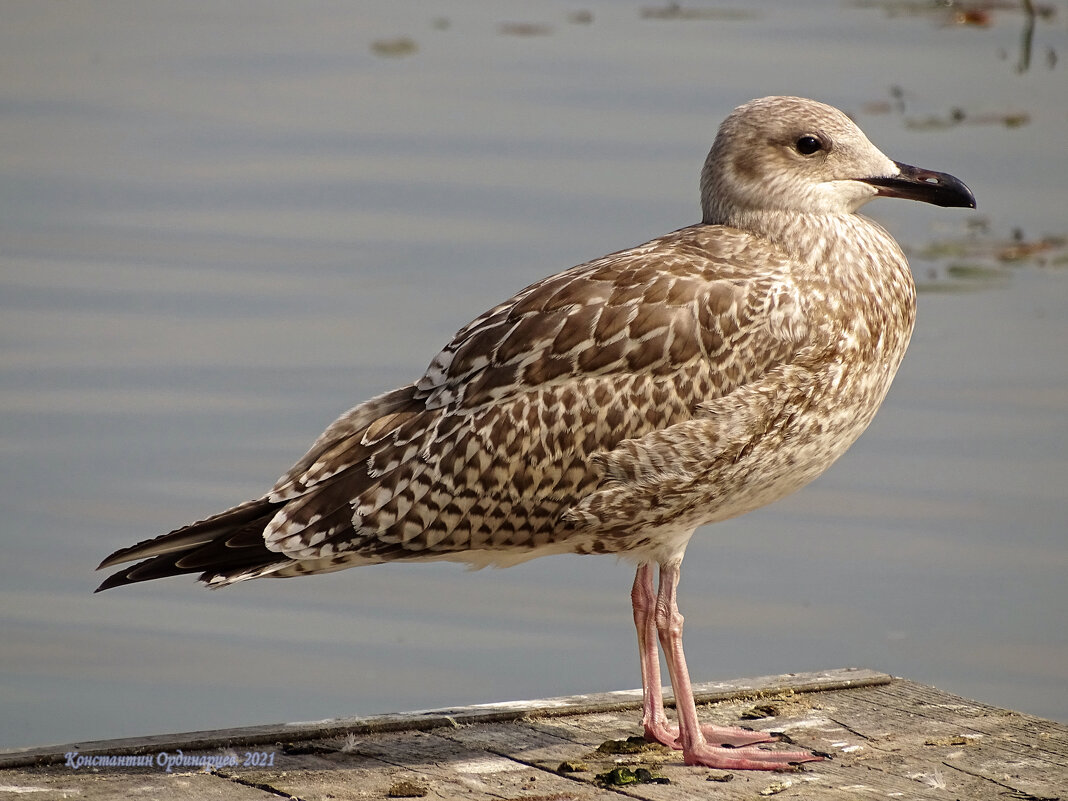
[[631, 564, 774, 749], [653, 561, 823, 770], [632, 563, 675, 743]]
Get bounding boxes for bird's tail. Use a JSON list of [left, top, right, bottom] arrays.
[[94, 497, 289, 591]]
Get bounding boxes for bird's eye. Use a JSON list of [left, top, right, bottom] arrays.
[[795, 135, 823, 156]]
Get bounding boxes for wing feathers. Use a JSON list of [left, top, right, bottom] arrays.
[[97, 224, 814, 587]]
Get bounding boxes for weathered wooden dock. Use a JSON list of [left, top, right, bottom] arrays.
[[1, 668, 1064, 800]]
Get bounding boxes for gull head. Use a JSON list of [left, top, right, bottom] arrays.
[[700, 96, 975, 226]]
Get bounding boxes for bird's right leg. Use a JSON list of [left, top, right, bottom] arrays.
[[631, 563, 771, 749]]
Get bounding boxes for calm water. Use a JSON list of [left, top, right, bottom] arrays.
[[1, 1, 1066, 750]]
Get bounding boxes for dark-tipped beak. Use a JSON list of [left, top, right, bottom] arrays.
[[863, 161, 976, 209]]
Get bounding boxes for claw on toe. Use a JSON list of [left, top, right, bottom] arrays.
[[682, 744, 824, 771], [701, 724, 775, 747]]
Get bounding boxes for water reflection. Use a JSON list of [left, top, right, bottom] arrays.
[[912, 219, 1068, 291]]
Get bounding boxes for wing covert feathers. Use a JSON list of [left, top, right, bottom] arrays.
[[97, 225, 818, 588]]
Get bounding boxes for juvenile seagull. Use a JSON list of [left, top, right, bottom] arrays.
[[97, 97, 974, 770]]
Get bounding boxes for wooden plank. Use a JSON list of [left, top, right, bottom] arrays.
[[0, 768, 279, 801], [726, 679, 1066, 800], [220, 730, 605, 801], [433, 678, 1067, 801], [827, 680, 1066, 800], [440, 719, 770, 801], [436, 684, 892, 800], [0, 667, 889, 769], [2, 670, 1064, 801]]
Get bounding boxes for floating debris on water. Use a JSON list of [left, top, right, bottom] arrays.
[[371, 37, 418, 57], [852, 1, 1059, 74], [851, 0, 1057, 23], [499, 22, 553, 36], [912, 223, 1067, 292], [904, 107, 1030, 130], [640, 3, 757, 20]]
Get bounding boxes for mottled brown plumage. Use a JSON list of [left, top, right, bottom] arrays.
[[97, 97, 974, 769]]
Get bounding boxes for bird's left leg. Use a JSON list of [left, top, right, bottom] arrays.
[[632, 562, 676, 744], [654, 561, 823, 769], [632, 563, 772, 749]]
